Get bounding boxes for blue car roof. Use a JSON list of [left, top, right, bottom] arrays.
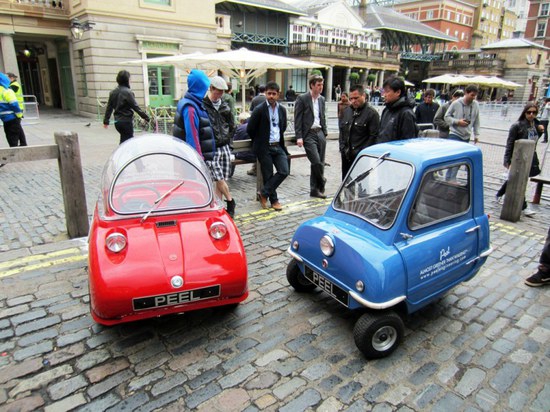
[[359, 138, 482, 169]]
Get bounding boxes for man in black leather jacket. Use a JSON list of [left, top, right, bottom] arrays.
[[203, 76, 237, 217], [339, 84, 380, 179]]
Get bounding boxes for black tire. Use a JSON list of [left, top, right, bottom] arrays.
[[353, 311, 404, 359], [286, 258, 316, 292]]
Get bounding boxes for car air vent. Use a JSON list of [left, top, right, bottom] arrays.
[[156, 220, 177, 228]]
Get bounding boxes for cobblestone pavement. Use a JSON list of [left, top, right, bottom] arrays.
[[0, 108, 549, 411]]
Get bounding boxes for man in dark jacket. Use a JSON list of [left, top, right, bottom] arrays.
[[203, 76, 237, 217], [247, 81, 289, 211], [103, 70, 150, 144], [339, 84, 379, 179], [378, 76, 418, 143], [415, 88, 439, 130]]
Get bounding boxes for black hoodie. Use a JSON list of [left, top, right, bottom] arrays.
[[378, 96, 418, 143]]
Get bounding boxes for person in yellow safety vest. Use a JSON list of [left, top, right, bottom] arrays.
[[7, 72, 25, 112], [0, 72, 26, 149]]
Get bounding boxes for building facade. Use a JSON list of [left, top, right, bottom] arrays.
[[0, 0, 218, 117], [470, 0, 517, 48], [524, 0, 550, 49], [393, 0, 476, 50]]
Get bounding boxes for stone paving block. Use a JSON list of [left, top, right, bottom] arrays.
[[134, 352, 171, 376], [255, 349, 289, 367], [414, 383, 442, 409], [490, 362, 521, 393], [219, 364, 256, 389], [455, 368, 487, 397], [475, 388, 499, 411], [78, 392, 121, 412], [6, 295, 34, 307], [56, 328, 91, 348], [128, 370, 165, 392], [529, 326, 550, 344], [245, 371, 279, 390], [47, 374, 87, 400], [150, 372, 187, 397], [0, 357, 43, 384], [86, 358, 129, 383], [13, 340, 53, 361], [9, 364, 72, 398], [317, 396, 343, 412], [432, 392, 465, 410], [1, 394, 45, 412], [437, 363, 459, 384], [476, 349, 502, 369], [273, 377, 306, 400], [492, 337, 515, 354], [14, 315, 61, 336], [87, 369, 135, 399], [184, 382, 222, 409], [508, 391, 530, 411], [0, 304, 28, 320], [337, 380, 362, 404], [364, 381, 390, 403], [75, 348, 111, 371], [279, 388, 321, 412]]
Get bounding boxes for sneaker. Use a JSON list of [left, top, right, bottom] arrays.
[[0, 164, 5, 168], [523, 207, 536, 217], [246, 168, 256, 176], [225, 199, 236, 218], [495, 194, 503, 204], [525, 268, 550, 287], [271, 201, 283, 211]]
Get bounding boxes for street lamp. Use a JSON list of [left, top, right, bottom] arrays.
[[70, 18, 95, 40]]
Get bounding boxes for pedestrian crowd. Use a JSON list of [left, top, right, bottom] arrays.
[[1, 68, 546, 286]]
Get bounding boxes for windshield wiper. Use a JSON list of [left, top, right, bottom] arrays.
[[141, 180, 185, 223], [345, 151, 390, 189]]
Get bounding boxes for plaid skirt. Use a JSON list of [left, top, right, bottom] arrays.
[[207, 144, 232, 181]]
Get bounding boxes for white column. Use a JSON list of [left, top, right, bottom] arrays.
[[325, 66, 333, 102], [378, 70, 385, 88], [0, 34, 19, 76]]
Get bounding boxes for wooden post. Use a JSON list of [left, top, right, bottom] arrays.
[[500, 139, 535, 222], [54, 131, 89, 238]]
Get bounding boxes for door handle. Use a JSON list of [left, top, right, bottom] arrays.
[[465, 225, 480, 234]]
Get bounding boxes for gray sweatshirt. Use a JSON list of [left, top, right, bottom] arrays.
[[444, 97, 480, 141]]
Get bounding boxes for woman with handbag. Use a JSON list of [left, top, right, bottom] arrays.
[[496, 102, 544, 216]]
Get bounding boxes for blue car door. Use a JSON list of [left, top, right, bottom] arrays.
[[396, 164, 480, 308]]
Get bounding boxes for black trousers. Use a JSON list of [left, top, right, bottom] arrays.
[[115, 120, 134, 144], [3, 118, 27, 147]]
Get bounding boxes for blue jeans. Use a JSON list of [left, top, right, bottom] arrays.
[[258, 145, 289, 203]]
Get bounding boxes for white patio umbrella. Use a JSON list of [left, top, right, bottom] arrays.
[[422, 74, 468, 85], [122, 48, 326, 108]]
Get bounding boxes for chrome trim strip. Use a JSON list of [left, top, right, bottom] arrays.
[[465, 225, 480, 233], [287, 247, 303, 262], [349, 291, 407, 310], [479, 247, 493, 258]]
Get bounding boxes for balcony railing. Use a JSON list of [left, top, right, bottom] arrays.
[[13, 0, 64, 8], [288, 42, 399, 64], [431, 58, 505, 70], [1, 0, 69, 16]]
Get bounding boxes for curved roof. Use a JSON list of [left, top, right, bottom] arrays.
[[220, 0, 305, 15], [481, 38, 550, 51]]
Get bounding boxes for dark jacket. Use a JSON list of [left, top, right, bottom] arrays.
[[415, 101, 440, 125], [203, 96, 235, 147], [294, 92, 328, 140], [247, 101, 289, 158], [339, 103, 380, 160], [250, 94, 266, 112], [173, 69, 216, 161], [103, 85, 149, 125], [504, 118, 542, 169], [378, 96, 418, 143]]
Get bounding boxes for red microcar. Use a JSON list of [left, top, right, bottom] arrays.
[[88, 134, 248, 325]]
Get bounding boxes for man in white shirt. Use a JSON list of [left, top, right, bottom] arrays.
[[294, 75, 328, 198]]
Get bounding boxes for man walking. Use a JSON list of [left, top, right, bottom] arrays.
[[415, 88, 439, 131], [339, 84, 379, 179], [294, 74, 328, 198], [203, 76, 237, 217], [378, 76, 417, 143], [6, 72, 27, 146], [247, 81, 289, 211], [0, 72, 26, 149], [444, 84, 480, 144]]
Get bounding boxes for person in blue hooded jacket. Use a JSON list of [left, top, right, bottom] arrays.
[[0, 72, 26, 149]]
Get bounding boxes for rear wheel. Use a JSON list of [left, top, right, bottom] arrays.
[[286, 258, 316, 292], [353, 311, 404, 359]]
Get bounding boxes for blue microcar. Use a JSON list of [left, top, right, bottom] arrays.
[[287, 138, 492, 358]]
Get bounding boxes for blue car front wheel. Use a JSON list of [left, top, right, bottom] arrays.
[[286, 258, 316, 293], [353, 311, 404, 359]]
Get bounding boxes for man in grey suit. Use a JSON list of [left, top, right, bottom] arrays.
[[294, 74, 328, 198]]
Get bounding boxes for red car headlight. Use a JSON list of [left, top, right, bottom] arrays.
[[106, 232, 127, 253], [209, 222, 228, 240]]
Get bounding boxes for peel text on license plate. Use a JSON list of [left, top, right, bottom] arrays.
[[304, 267, 349, 307], [133, 285, 221, 311]]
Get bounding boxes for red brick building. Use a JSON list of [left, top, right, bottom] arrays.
[[393, 0, 475, 50], [524, 0, 550, 48]]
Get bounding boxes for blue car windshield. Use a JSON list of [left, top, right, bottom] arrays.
[[334, 155, 413, 229]]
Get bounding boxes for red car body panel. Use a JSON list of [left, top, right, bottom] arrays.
[[87, 135, 248, 325]]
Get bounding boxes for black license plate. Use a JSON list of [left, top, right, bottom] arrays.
[[133, 285, 221, 311], [304, 267, 349, 307]]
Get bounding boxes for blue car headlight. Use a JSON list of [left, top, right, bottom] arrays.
[[320, 235, 334, 257]]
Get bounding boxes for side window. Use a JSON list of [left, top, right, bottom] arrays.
[[409, 164, 470, 229]]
